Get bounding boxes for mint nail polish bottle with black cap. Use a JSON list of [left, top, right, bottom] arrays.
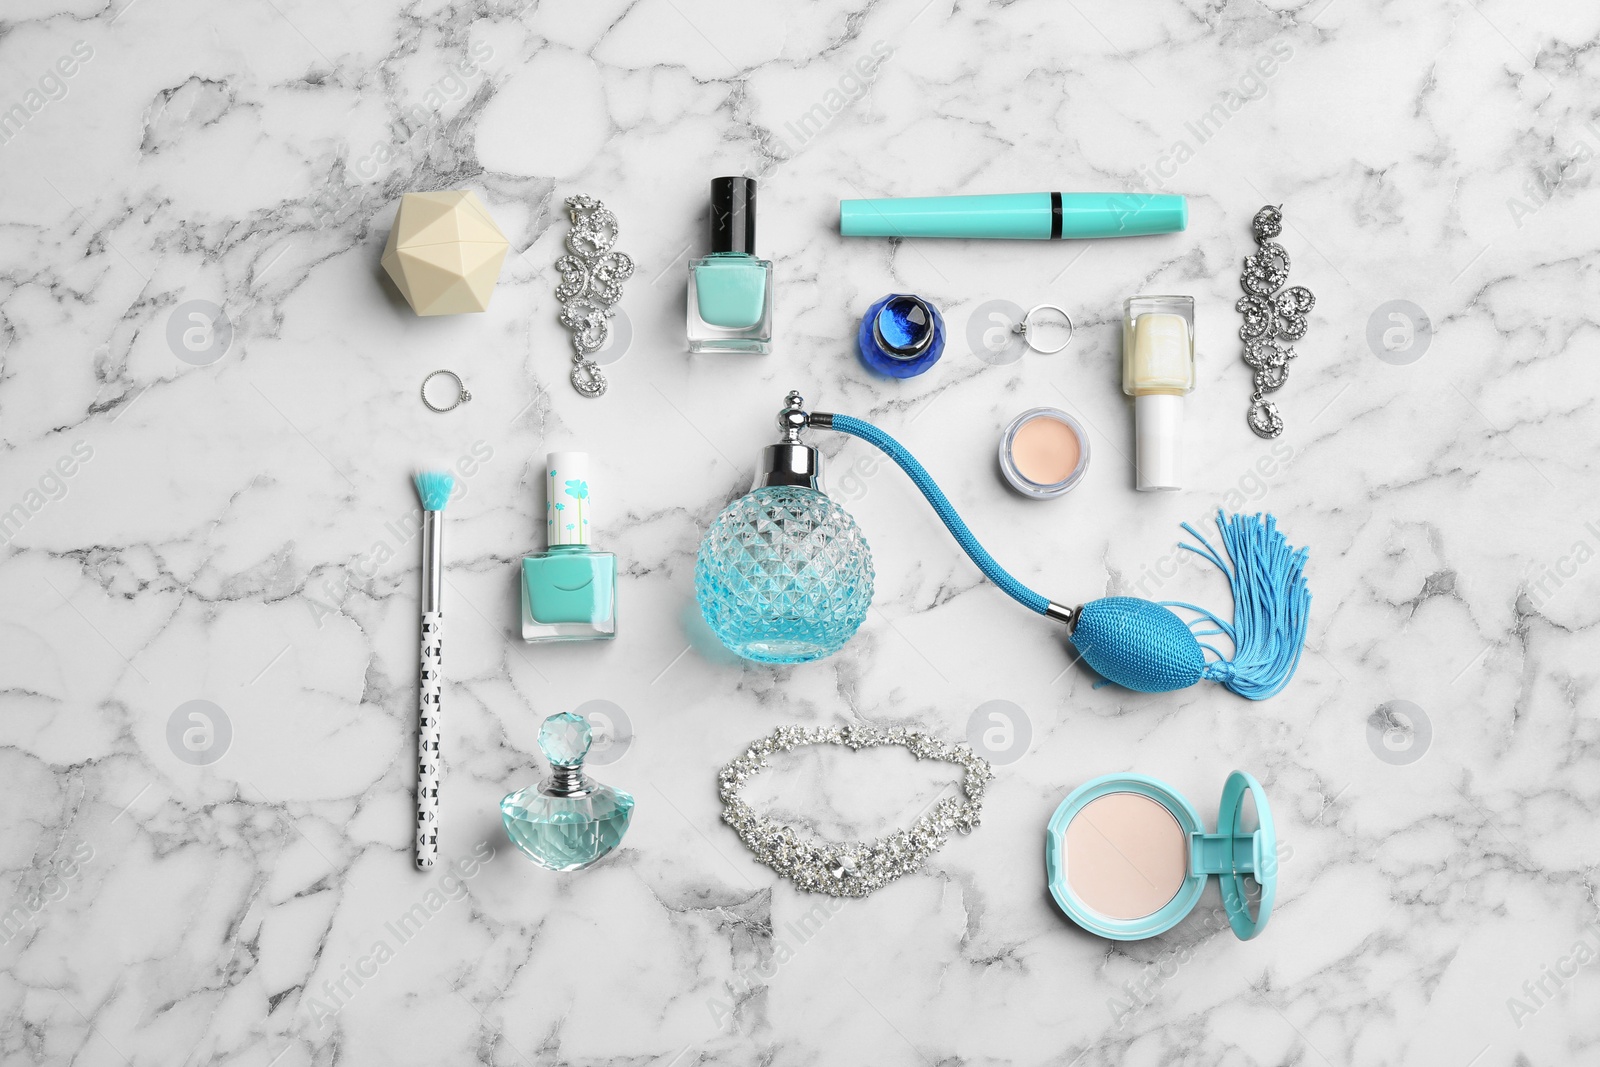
[[688, 176, 773, 354]]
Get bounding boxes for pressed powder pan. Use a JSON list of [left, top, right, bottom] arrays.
[[1063, 791, 1187, 919]]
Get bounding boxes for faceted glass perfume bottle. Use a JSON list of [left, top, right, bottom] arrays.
[[857, 293, 946, 378], [695, 392, 874, 663], [502, 712, 635, 871], [688, 177, 773, 354], [521, 451, 617, 642]]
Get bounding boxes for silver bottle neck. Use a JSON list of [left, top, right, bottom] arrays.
[[755, 389, 825, 492], [543, 764, 593, 798], [754, 442, 823, 491]]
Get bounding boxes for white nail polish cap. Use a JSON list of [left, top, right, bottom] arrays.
[[546, 451, 594, 546]]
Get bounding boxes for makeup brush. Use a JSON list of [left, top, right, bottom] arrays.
[[412, 468, 456, 870]]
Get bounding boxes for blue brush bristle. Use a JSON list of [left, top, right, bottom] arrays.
[[413, 470, 456, 511]]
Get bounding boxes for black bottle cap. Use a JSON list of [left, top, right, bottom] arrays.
[[709, 176, 757, 254]]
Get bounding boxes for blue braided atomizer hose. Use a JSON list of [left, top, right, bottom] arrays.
[[811, 411, 1311, 700], [816, 413, 1056, 616]]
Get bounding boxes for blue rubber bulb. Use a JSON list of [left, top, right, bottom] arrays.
[[1069, 597, 1206, 693]]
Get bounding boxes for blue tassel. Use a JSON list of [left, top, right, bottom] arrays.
[[1160, 510, 1311, 700]]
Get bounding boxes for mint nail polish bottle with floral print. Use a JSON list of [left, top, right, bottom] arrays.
[[521, 452, 616, 641]]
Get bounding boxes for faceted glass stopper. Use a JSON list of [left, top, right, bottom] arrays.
[[539, 711, 591, 767], [875, 295, 933, 356], [859, 293, 945, 378]]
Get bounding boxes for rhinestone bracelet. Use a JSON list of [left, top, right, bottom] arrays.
[[717, 723, 994, 899]]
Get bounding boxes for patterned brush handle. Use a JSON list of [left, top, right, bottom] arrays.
[[416, 611, 443, 869]]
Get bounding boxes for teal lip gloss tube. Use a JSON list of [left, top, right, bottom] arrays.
[[839, 192, 1187, 240]]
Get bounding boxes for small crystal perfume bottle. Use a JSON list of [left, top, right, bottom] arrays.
[[502, 712, 635, 871], [857, 293, 946, 378], [521, 451, 617, 642], [694, 392, 874, 663], [687, 176, 773, 354]]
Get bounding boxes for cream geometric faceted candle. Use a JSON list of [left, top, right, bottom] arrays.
[[381, 190, 511, 316]]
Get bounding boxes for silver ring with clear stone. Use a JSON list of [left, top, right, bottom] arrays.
[[717, 723, 993, 899], [1012, 303, 1074, 354], [421, 369, 471, 413]]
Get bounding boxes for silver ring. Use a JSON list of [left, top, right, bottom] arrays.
[[1013, 303, 1074, 354], [421, 369, 471, 413]]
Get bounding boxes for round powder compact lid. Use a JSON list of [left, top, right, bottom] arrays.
[[999, 407, 1090, 498]]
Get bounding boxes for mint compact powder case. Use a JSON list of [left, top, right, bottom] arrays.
[[1045, 771, 1277, 941]]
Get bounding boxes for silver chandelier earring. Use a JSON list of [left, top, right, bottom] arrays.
[[1237, 205, 1315, 438], [556, 195, 634, 398]]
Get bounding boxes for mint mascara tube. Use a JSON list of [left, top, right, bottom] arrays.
[[838, 192, 1187, 240]]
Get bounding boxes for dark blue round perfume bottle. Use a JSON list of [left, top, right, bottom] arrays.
[[857, 293, 946, 378]]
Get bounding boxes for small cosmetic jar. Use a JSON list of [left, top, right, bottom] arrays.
[[858, 293, 946, 378], [1045, 771, 1277, 941], [998, 407, 1090, 498]]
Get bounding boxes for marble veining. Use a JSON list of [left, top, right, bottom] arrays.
[[2, 0, 1599, 1064]]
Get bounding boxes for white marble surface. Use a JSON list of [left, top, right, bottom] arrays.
[[2, 0, 1599, 1064]]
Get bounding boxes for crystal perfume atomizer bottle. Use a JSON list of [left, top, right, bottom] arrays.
[[502, 712, 634, 871], [694, 392, 875, 664], [520, 451, 617, 642]]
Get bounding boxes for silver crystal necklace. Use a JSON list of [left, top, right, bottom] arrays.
[[718, 723, 993, 899]]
